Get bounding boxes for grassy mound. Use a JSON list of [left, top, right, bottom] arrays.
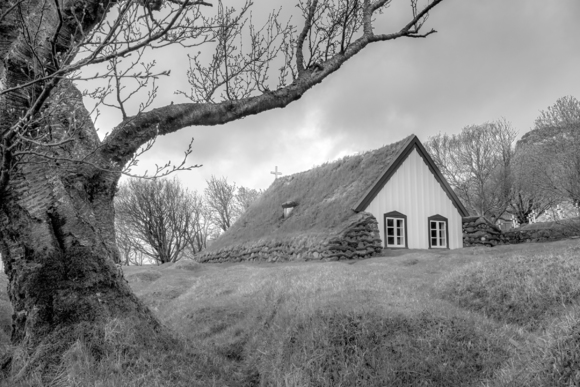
[[157, 256, 514, 387], [2, 239, 580, 386], [436, 246, 580, 329], [125, 271, 162, 282], [245, 307, 508, 387], [168, 260, 204, 271]]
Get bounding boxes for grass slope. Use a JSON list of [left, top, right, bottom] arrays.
[[1, 239, 580, 385], [436, 249, 580, 329]]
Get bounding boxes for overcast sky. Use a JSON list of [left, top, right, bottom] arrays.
[[89, 0, 580, 194]]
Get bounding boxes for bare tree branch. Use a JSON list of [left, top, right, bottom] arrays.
[[0, 0, 26, 26], [296, 0, 318, 74]]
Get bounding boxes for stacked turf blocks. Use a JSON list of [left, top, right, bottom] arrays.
[[463, 216, 579, 247]]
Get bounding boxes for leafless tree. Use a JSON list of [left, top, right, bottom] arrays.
[[426, 119, 517, 220], [116, 179, 214, 262], [486, 97, 580, 224], [508, 187, 555, 225], [185, 196, 215, 254], [517, 126, 580, 208], [204, 176, 262, 232], [115, 213, 147, 265], [115, 177, 199, 264], [534, 96, 580, 131], [0, 0, 445, 375], [204, 175, 237, 232], [509, 145, 558, 224], [236, 186, 262, 214], [514, 97, 580, 213]]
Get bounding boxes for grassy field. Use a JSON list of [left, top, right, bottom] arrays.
[[1, 239, 580, 386]]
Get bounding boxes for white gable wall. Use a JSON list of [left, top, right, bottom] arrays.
[[364, 147, 463, 249]]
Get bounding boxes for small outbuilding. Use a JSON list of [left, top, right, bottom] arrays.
[[196, 135, 468, 263]]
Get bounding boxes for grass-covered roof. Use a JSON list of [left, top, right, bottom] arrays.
[[207, 135, 415, 251]]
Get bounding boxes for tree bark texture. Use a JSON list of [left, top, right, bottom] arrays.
[[0, 0, 162, 371], [0, 84, 161, 373]]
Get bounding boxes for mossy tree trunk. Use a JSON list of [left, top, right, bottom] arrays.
[[0, 85, 162, 374]]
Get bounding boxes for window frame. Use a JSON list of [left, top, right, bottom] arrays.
[[384, 211, 408, 249], [428, 214, 449, 249]]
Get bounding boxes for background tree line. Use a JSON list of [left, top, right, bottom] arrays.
[[115, 175, 262, 265], [425, 95, 580, 225]]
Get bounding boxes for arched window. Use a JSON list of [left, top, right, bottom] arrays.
[[428, 214, 449, 249], [384, 211, 407, 248]]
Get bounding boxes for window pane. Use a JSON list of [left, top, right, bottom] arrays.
[[386, 216, 406, 247], [429, 219, 448, 248]]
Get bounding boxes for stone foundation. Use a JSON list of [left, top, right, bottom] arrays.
[[462, 216, 503, 247], [502, 223, 579, 244], [463, 216, 580, 247], [195, 212, 383, 263]]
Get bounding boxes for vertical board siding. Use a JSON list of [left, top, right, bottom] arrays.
[[365, 147, 463, 249]]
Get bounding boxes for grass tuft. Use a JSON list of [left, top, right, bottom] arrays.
[[485, 306, 580, 387], [2, 317, 231, 387], [540, 312, 580, 386]]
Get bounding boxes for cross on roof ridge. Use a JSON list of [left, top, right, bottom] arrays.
[[271, 166, 282, 180]]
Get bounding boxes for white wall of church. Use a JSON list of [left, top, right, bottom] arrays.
[[364, 147, 463, 249]]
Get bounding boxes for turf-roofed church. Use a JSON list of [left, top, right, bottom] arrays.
[[196, 135, 468, 263]]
